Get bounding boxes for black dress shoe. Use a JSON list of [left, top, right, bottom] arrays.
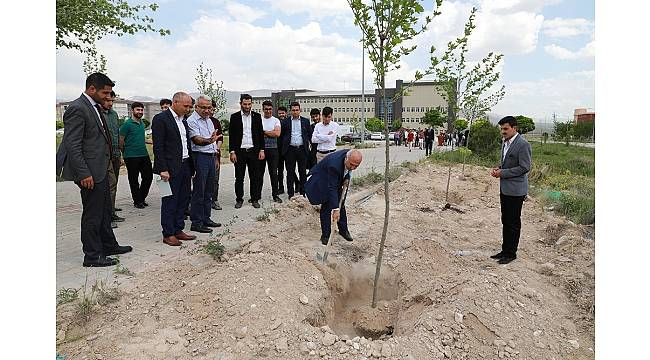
[[142, 201, 149, 207], [490, 252, 506, 259], [498, 256, 516, 264], [273, 196, 283, 203], [190, 225, 213, 233], [204, 219, 222, 227], [111, 221, 118, 229], [321, 235, 329, 245], [134, 203, 145, 209], [83, 256, 118, 267], [252, 201, 261, 208], [105, 245, 133, 256], [235, 200, 243, 209], [114, 207, 123, 212], [112, 214, 126, 222], [339, 231, 353, 242]]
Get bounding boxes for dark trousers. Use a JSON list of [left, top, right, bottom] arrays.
[[110, 157, 121, 213], [190, 152, 216, 227], [425, 140, 433, 156], [284, 145, 307, 197], [320, 203, 349, 237], [161, 160, 191, 237], [234, 149, 262, 202], [277, 150, 286, 191], [308, 147, 318, 170], [78, 178, 120, 261], [260, 148, 280, 197], [500, 193, 526, 257], [123, 155, 153, 205], [213, 155, 220, 202]]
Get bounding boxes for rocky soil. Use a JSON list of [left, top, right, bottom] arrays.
[[56, 161, 595, 360]]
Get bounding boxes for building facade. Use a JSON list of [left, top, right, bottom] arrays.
[[56, 99, 161, 125]]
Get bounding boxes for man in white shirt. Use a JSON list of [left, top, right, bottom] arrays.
[[311, 106, 339, 163], [260, 101, 283, 203], [279, 102, 312, 199]]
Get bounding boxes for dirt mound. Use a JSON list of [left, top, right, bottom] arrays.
[[57, 162, 594, 359]]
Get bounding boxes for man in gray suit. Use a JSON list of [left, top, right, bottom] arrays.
[[490, 116, 532, 264], [56, 73, 132, 267]]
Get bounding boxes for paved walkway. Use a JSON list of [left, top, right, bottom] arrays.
[[56, 144, 445, 291]]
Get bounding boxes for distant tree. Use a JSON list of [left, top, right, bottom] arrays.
[[553, 121, 573, 144], [142, 118, 150, 128], [454, 119, 468, 131], [467, 119, 500, 156], [220, 119, 230, 134], [365, 117, 384, 132], [515, 115, 535, 134], [542, 132, 549, 146], [573, 121, 594, 140], [56, 120, 65, 130], [391, 117, 402, 131], [82, 44, 108, 76], [422, 108, 446, 128], [195, 62, 227, 120], [56, 0, 170, 55]]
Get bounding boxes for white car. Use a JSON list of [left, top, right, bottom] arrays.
[[56, 128, 65, 135], [370, 132, 385, 141]]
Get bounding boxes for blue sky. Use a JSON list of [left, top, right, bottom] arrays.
[[56, 0, 595, 122]]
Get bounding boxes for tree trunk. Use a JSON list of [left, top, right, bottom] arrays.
[[372, 42, 389, 309]]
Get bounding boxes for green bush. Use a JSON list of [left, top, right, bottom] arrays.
[[204, 239, 225, 261], [468, 120, 501, 156], [56, 120, 65, 129]]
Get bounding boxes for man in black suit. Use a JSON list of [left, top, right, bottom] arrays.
[[425, 126, 435, 156], [305, 149, 363, 245], [56, 73, 132, 267], [151, 92, 197, 246], [229, 94, 265, 209], [280, 102, 312, 199], [308, 108, 321, 169]]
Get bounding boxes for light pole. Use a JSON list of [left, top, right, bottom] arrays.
[[361, 34, 366, 144]]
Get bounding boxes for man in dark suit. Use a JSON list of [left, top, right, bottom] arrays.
[[228, 94, 265, 209], [151, 92, 197, 246], [305, 149, 363, 245], [490, 116, 532, 264], [280, 102, 312, 199], [56, 73, 132, 267], [425, 126, 435, 156], [308, 108, 321, 169]]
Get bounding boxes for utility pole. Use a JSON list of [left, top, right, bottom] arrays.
[[361, 34, 365, 144]]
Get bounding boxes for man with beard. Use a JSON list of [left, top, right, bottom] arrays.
[[100, 91, 125, 228], [119, 102, 153, 209], [308, 108, 321, 169], [280, 102, 312, 199]]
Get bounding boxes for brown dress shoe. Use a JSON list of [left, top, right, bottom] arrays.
[[163, 236, 182, 246], [175, 231, 197, 241]]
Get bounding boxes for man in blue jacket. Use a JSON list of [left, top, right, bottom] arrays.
[[305, 149, 363, 245]]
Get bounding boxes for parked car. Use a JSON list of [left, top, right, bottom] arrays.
[[370, 132, 385, 141], [56, 128, 65, 135], [341, 133, 362, 143]]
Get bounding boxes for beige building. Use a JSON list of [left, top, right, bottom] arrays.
[[56, 98, 162, 125]]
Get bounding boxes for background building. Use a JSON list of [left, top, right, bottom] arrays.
[[56, 99, 161, 125]]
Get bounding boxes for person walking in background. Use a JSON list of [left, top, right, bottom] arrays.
[[151, 92, 197, 246], [260, 101, 283, 203], [159, 98, 172, 112], [228, 94, 265, 209], [187, 95, 222, 234], [209, 99, 224, 211], [100, 91, 125, 228], [308, 108, 321, 170], [276, 106, 290, 195], [280, 101, 312, 199], [407, 129, 414, 152], [119, 102, 153, 209], [490, 116, 532, 264], [425, 126, 435, 156], [311, 106, 339, 163], [418, 129, 424, 149], [56, 72, 132, 267]]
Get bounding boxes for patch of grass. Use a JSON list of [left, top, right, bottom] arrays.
[[203, 239, 226, 261], [352, 167, 402, 188], [113, 257, 134, 276], [57, 288, 79, 306], [74, 277, 120, 324]]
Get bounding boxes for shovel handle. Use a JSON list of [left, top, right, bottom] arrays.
[[322, 179, 350, 262]]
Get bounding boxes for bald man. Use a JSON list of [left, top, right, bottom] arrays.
[[152, 92, 197, 246], [305, 149, 362, 245]]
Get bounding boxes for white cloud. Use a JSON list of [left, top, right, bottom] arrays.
[[493, 70, 595, 120], [542, 17, 594, 38], [478, 0, 562, 14], [259, 0, 350, 18], [544, 41, 594, 60], [223, 1, 267, 23]]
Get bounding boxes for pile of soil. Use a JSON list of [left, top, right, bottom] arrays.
[[56, 162, 594, 359]]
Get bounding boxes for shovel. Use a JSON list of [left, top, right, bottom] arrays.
[[317, 179, 350, 263]]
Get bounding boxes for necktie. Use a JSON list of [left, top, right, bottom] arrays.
[[95, 104, 114, 157]]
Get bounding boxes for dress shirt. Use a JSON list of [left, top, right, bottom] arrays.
[[187, 111, 217, 153], [241, 111, 254, 149], [82, 93, 102, 121], [290, 117, 303, 146], [169, 108, 189, 159], [311, 121, 339, 151], [502, 132, 519, 161]]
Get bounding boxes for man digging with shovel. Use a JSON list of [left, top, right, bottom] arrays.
[[305, 149, 363, 247]]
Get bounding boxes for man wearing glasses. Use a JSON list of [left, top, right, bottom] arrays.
[[260, 101, 282, 203]]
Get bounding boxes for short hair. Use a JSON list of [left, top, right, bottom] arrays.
[[277, 106, 288, 112], [211, 99, 217, 108], [160, 98, 172, 107], [322, 106, 333, 117], [310, 108, 320, 116], [290, 101, 300, 109], [498, 116, 518, 127], [262, 100, 273, 108], [85, 73, 115, 90], [131, 101, 144, 110], [196, 94, 211, 104], [109, 91, 116, 98], [172, 92, 189, 102], [240, 94, 252, 102]]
